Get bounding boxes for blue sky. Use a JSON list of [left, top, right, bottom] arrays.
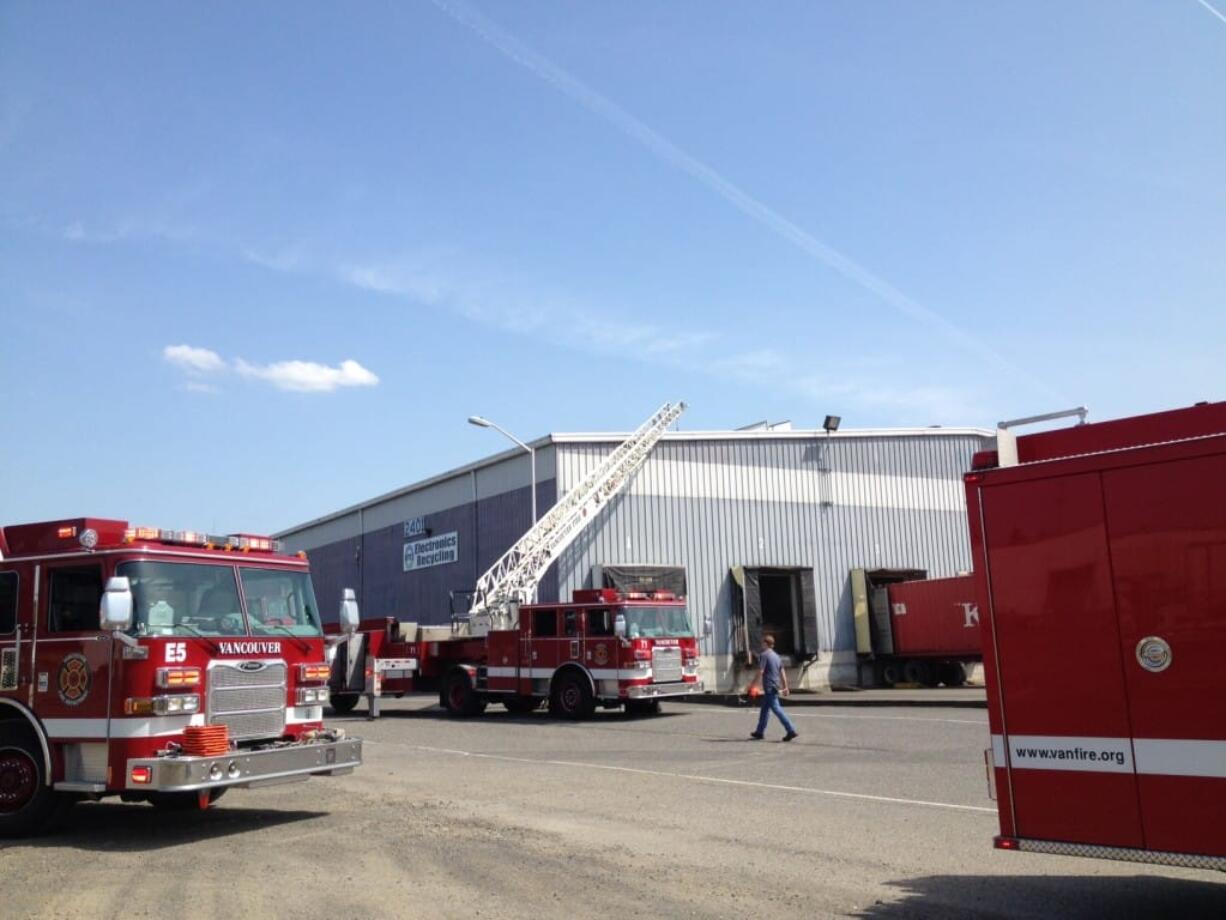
[[2, 1, 1223, 534]]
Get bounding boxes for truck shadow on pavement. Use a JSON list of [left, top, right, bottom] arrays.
[[331, 707, 687, 726], [1, 802, 326, 853], [856, 873, 1226, 919]]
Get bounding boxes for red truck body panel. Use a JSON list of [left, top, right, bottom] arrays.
[[885, 575, 980, 658], [967, 401, 1226, 867]]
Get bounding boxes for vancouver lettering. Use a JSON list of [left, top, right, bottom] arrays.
[[218, 641, 282, 656]]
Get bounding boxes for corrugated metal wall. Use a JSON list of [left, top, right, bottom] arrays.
[[553, 434, 989, 687]]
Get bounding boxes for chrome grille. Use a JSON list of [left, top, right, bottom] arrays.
[[208, 661, 287, 740], [651, 647, 683, 684]]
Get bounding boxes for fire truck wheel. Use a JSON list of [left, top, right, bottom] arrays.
[[625, 700, 661, 716], [550, 671, 595, 720], [902, 659, 937, 687], [149, 788, 227, 811], [939, 661, 968, 687], [0, 727, 61, 837], [329, 693, 360, 715], [878, 661, 902, 687], [503, 695, 542, 714], [442, 669, 487, 717]]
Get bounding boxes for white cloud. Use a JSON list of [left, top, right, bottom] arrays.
[[163, 344, 226, 374], [233, 358, 379, 393]]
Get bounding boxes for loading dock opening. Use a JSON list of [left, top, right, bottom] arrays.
[[730, 566, 818, 662]]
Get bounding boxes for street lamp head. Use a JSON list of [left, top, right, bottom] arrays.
[[467, 416, 492, 428]]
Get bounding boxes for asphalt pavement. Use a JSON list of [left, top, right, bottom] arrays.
[[1, 695, 1222, 919]]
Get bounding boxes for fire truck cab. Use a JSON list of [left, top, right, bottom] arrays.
[[968, 402, 1226, 870], [0, 518, 362, 836]]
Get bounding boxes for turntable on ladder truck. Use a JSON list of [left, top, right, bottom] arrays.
[[967, 400, 1226, 871], [328, 401, 708, 719]]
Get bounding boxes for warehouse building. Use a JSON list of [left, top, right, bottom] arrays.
[[277, 420, 994, 693]]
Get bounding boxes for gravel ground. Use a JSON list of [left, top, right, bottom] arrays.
[[2, 697, 1223, 919]]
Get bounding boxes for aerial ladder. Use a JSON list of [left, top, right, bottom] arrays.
[[463, 400, 687, 635]]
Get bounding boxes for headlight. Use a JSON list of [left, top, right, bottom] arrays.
[[296, 687, 328, 705], [127, 694, 201, 715]]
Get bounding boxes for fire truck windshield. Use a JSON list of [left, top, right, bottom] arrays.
[[118, 561, 322, 638], [621, 606, 693, 639]]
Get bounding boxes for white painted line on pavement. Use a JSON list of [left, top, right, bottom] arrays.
[[375, 741, 998, 815], [693, 709, 987, 726]]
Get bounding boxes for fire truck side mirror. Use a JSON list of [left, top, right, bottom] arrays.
[[100, 576, 134, 632], [614, 613, 627, 639], [339, 588, 360, 635]]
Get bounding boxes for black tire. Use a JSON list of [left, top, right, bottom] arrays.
[[0, 725, 65, 837], [940, 661, 968, 687], [442, 669, 487, 717], [149, 788, 227, 811], [329, 693, 360, 715], [625, 700, 661, 716], [903, 659, 937, 687], [503, 695, 543, 714], [550, 671, 595, 720], [878, 661, 902, 687]]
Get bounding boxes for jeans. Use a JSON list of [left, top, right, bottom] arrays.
[[755, 688, 797, 736]]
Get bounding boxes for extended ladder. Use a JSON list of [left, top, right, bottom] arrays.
[[465, 401, 686, 635]]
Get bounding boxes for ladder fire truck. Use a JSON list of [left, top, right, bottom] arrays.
[[329, 401, 707, 719], [967, 401, 1226, 870], [0, 519, 362, 836]]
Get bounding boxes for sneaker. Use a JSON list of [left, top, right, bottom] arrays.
[[782, 732, 799, 742], [749, 732, 764, 740]]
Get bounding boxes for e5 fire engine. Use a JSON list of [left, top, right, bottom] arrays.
[[329, 401, 708, 718], [0, 518, 362, 836], [967, 401, 1226, 870]]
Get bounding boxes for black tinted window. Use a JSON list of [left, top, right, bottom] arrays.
[[48, 566, 103, 633], [586, 608, 613, 637], [0, 572, 16, 634], [564, 610, 580, 637], [532, 609, 557, 637]]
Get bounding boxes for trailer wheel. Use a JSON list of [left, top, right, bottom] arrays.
[[939, 661, 968, 687], [902, 659, 936, 687], [328, 693, 360, 715], [0, 726, 64, 837], [503, 695, 542, 714], [878, 661, 902, 687], [625, 700, 661, 716], [550, 671, 595, 720], [442, 669, 486, 717]]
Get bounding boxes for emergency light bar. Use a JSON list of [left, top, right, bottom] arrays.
[[123, 527, 283, 553]]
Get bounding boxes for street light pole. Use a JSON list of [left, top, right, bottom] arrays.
[[467, 415, 537, 525]]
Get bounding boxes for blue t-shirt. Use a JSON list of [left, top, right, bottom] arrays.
[[760, 648, 783, 692]]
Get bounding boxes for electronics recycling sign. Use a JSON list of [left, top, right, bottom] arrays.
[[403, 531, 459, 572]]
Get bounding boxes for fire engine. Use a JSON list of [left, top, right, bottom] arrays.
[[329, 401, 708, 718], [967, 401, 1226, 870], [0, 518, 362, 836]]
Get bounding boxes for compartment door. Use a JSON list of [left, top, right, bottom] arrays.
[[982, 472, 1142, 848], [1104, 452, 1226, 855]]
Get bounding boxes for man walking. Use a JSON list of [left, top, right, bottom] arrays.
[[749, 635, 798, 741]]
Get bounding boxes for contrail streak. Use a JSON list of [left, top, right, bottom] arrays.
[[1197, 0, 1226, 25], [430, 0, 1064, 401]]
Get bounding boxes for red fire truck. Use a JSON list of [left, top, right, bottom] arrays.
[[967, 401, 1226, 870], [331, 588, 704, 718], [0, 517, 362, 836], [326, 401, 708, 719]]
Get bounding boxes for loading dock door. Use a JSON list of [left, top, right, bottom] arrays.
[[730, 567, 818, 661]]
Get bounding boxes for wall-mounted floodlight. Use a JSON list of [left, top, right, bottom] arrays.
[[823, 415, 841, 433]]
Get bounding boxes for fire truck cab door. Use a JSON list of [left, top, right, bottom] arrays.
[[982, 472, 1144, 848], [34, 563, 113, 773], [0, 565, 28, 700], [1103, 450, 1226, 855]]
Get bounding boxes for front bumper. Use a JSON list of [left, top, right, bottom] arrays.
[[125, 736, 362, 792], [626, 680, 705, 700]]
